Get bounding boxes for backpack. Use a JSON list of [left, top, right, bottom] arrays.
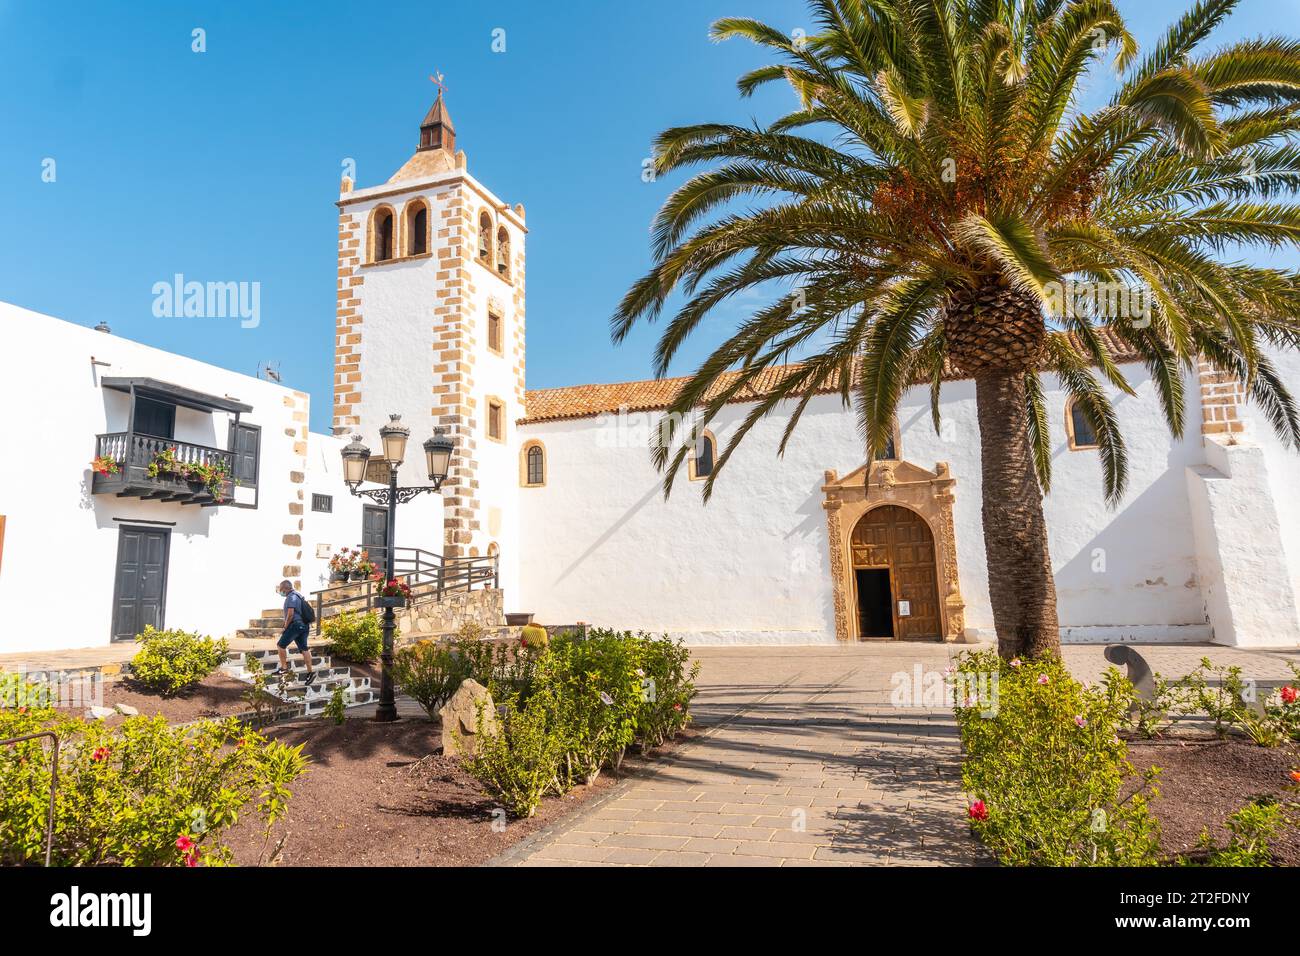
[[296, 591, 316, 626]]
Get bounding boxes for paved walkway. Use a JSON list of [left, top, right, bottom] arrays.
[[500, 642, 1300, 867], [0, 637, 266, 675]]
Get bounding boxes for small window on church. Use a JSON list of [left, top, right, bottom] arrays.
[[487, 397, 505, 443], [488, 311, 503, 355], [478, 211, 493, 263], [373, 207, 394, 262], [496, 227, 511, 279], [689, 430, 716, 480], [522, 442, 545, 487], [880, 420, 900, 460], [1067, 397, 1099, 450], [408, 202, 428, 256]]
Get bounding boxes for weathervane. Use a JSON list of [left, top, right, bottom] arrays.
[[429, 71, 448, 96]]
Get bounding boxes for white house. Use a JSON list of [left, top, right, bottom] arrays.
[[3, 93, 1299, 654]]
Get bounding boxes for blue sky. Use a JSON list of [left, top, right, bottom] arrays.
[[2, 0, 1297, 433]]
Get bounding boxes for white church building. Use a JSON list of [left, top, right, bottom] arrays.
[[3, 94, 1300, 655]]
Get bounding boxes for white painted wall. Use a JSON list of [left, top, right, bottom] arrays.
[[517, 363, 1211, 645], [1186, 436, 1300, 646], [0, 303, 303, 653], [1241, 345, 1300, 618]]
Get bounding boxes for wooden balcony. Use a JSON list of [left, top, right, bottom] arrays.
[[92, 433, 238, 507]]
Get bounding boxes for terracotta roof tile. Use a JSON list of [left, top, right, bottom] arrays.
[[388, 147, 455, 184], [520, 327, 1143, 424]]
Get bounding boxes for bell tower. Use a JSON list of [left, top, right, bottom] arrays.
[[331, 86, 527, 598]]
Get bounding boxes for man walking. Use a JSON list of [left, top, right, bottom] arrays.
[[276, 579, 316, 686]]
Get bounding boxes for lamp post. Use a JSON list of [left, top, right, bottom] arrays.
[[341, 414, 453, 722]]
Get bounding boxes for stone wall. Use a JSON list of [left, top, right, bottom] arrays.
[[395, 587, 504, 638]]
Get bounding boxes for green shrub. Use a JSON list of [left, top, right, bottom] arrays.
[[322, 611, 384, 663], [459, 630, 699, 814], [464, 686, 568, 818], [1189, 799, 1289, 866], [955, 651, 1161, 866], [0, 707, 306, 866], [324, 687, 347, 726], [393, 640, 469, 718], [633, 632, 699, 750], [129, 626, 228, 696]]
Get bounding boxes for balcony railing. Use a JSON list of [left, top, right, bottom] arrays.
[[92, 432, 238, 506]]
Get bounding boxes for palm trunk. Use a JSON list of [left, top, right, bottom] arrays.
[[974, 371, 1060, 659]]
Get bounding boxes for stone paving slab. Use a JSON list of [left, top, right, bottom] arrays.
[[501, 641, 1300, 868]]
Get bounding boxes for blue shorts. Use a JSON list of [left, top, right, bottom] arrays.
[[277, 620, 309, 652]]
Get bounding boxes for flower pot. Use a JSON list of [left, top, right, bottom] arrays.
[[329, 572, 348, 584], [351, 570, 369, 582], [376, 596, 407, 608]]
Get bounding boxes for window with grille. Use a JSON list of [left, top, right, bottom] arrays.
[[312, 493, 333, 513]]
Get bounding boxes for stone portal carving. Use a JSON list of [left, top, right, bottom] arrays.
[[822, 460, 965, 642]]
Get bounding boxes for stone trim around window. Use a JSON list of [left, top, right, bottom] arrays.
[[519, 439, 546, 487], [485, 395, 507, 444], [687, 429, 718, 481], [1064, 396, 1100, 450]]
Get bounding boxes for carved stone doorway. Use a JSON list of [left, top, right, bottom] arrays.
[[822, 460, 965, 642]]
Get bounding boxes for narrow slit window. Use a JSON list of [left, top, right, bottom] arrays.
[[691, 431, 715, 480], [373, 208, 394, 262], [1067, 397, 1099, 449], [410, 204, 427, 255], [487, 399, 505, 442]]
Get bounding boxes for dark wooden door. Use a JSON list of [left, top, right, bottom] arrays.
[[362, 505, 388, 566], [112, 526, 170, 641], [229, 422, 260, 490], [849, 505, 942, 641]]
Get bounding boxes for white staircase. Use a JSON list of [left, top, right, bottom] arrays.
[[222, 646, 376, 718]]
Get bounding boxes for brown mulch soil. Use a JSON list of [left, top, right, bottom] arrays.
[[1127, 737, 1300, 864], [56, 674, 256, 725], [226, 717, 695, 867]]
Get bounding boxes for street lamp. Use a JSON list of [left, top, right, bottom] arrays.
[[340, 415, 453, 722]]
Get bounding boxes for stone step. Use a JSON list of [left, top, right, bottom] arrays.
[[224, 650, 336, 670]]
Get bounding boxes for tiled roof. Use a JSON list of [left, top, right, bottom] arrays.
[[388, 147, 455, 184], [519, 327, 1142, 424]]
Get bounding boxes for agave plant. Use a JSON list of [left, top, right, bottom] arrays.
[[613, 0, 1300, 658]]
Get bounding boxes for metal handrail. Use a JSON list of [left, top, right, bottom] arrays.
[[310, 549, 500, 633], [1, 731, 59, 866]]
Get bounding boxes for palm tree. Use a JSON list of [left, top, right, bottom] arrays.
[[612, 0, 1300, 659]]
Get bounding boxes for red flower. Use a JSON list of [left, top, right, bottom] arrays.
[[175, 835, 194, 852], [1290, 770, 1300, 784], [91, 747, 110, 762], [968, 800, 989, 821], [1282, 686, 1298, 705]]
